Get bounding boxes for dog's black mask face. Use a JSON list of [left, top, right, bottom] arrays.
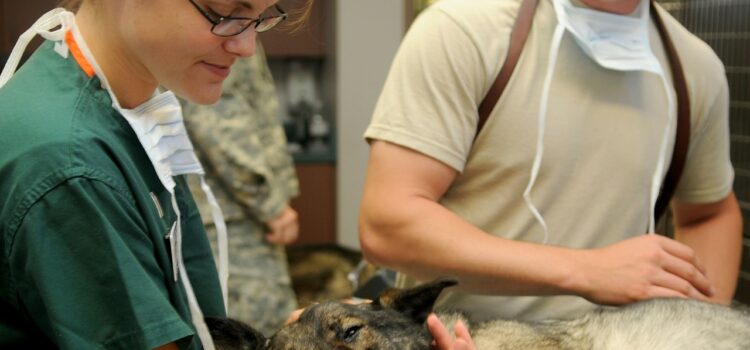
[[206, 279, 458, 350], [206, 278, 458, 350], [266, 277, 458, 350]]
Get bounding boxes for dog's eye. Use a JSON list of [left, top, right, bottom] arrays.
[[341, 325, 362, 343]]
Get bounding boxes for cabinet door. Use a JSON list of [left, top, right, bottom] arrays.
[[291, 164, 336, 245]]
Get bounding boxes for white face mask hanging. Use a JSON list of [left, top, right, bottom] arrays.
[[525, 0, 675, 243], [0, 9, 229, 350], [554, 0, 664, 74], [119, 91, 230, 303]]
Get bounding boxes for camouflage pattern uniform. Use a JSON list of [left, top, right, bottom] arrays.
[[182, 43, 299, 336]]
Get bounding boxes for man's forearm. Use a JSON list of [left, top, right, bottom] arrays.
[[675, 206, 742, 304], [359, 195, 580, 296], [674, 198, 743, 304]]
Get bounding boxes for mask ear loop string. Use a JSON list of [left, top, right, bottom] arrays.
[[638, 1, 676, 234], [200, 176, 229, 311], [0, 8, 67, 88], [523, 22, 566, 245], [171, 195, 217, 350], [648, 73, 676, 233]]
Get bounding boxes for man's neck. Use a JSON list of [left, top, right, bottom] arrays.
[[578, 0, 642, 15]]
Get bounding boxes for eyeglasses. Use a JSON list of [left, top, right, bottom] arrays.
[[189, 0, 288, 37]]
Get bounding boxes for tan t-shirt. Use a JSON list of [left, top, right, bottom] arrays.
[[364, 0, 732, 321]]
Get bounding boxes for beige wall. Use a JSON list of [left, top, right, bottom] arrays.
[[335, 1, 405, 250]]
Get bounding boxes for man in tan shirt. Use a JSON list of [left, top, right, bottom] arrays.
[[361, 0, 742, 322]]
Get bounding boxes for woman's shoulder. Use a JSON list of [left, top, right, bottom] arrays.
[[0, 52, 142, 217], [0, 44, 114, 138]]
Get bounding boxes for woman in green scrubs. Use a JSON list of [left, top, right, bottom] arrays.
[[0, 0, 474, 349], [0, 1, 287, 349]]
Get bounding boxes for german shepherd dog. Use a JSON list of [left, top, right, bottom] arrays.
[[207, 278, 750, 349]]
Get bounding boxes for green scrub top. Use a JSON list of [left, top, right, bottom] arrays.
[[0, 41, 225, 349]]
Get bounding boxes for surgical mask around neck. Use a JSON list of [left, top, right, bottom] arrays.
[[0, 9, 228, 350], [523, 0, 674, 243], [553, 0, 662, 74], [120, 93, 230, 308], [118, 90, 204, 191]]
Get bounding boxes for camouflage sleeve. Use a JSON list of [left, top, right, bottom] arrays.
[[183, 43, 298, 222]]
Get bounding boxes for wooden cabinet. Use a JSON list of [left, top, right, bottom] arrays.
[[259, 0, 331, 58], [0, 3, 5, 56], [290, 164, 336, 245], [1, 0, 58, 61], [262, 0, 337, 245]]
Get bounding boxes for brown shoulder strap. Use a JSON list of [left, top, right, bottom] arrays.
[[476, 0, 539, 139], [475, 0, 690, 222], [651, 0, 691, 222]]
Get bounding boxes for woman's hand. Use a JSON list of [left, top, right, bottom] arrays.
[[427, 314, 475, 350]]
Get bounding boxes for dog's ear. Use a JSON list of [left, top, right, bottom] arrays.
[[373, 277, 458, 324], [205, 316, 267, 350]]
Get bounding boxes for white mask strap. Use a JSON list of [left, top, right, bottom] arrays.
[[200, 176, 229, 312], [524, 23, 567, 244], [0, 8, 68, 88], [171, 194, 217, 350], [648, 73, 676, 233], [169, 194, 181, 282], [178, 253, 217, 350]]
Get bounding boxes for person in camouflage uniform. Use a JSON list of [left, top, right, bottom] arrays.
[[182, 42, 299, 336]]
